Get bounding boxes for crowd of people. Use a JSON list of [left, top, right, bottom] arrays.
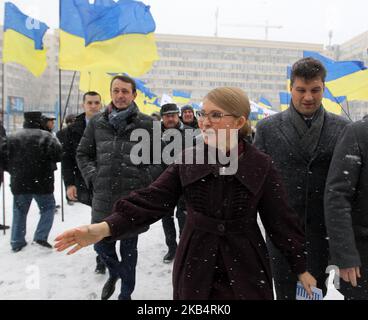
[[1, 57, 367, 300]]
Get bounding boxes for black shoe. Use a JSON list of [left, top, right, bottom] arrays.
[[34, 240, 53, 249], [163, 249, 176, 263], [12, 242, 27, 253], [101, 277, 119, 300], [95, 260, 106, 274], [67, 200, 74, 206], [0, 224, 10, 230]]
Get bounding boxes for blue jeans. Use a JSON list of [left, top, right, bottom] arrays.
[[11, 194, 55, 250], [94, 236, 138, 300]]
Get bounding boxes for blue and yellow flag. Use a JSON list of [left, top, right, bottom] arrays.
[[322, 87, 346, 115], [59, 0, 159, 76], [258, 97, 272, 109], [3, 2, 49, 77], [172, 90, 191, 105], [279, 92, 291, 111]]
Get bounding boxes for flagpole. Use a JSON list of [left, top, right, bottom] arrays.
[[59, 68, 65, 222], [76, 88, 81, 115], [1, 62, 6, 235], [346, 99, 351, 119], [332, 96, 352, 122], [62, 71, 77, 124]]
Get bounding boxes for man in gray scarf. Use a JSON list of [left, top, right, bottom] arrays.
[[254, 57, 350, 300], [77, 75, 164, 300]]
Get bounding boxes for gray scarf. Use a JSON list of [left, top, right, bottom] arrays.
[[289, 102, 325, 159], [108, 102, 138, 131]]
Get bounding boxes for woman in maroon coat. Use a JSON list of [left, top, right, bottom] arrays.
[[55, 87, 316, 300]]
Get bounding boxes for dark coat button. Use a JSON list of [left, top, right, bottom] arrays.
[[217, 224, 225, 233]]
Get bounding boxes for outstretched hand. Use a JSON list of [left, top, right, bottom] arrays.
[[54, 224, 106, 255]]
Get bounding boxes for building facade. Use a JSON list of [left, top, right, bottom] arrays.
[[1, 29, 368, 131], [141, 34, 323, 109], [331, 31, 368, 121]]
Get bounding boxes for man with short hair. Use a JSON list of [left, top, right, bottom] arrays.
[[41, 115, 56, 132], [64, 114, 77, 127], [324, 116, 368, 300], [57, 92, 104, 273], [159, 103, 192, 263], [4, 112, 62, 252], [180, 105, 198, 129], [254, 57, 350, 299], [77, 76, 164, 300]]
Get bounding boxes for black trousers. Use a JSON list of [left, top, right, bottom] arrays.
[[162, 205, 187, 250], [266, 235, 329, 300]]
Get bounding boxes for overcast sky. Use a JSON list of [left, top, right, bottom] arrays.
[[1, 0, 367, 46]]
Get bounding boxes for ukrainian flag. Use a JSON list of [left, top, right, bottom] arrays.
[[322, 87, 346, 115], [327, 69, 368, 101], [172, 90, 191, 105], [258, 97, 272, 109], [303, 51, 368, 101], [2, 2, 49, 77], [279, 92, 291, 111], [59, 0, 159, 76], [79, 71, 160, 115]]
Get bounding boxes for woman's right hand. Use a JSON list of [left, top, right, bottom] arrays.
[[54, 222, 111, 255]]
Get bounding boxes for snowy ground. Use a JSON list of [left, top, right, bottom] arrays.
[[0, 168, 343, 300]]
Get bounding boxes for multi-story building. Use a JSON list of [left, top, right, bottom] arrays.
[[141, 34, 323, 109]]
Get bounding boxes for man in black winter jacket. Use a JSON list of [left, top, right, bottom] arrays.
[[180, 104, 199, 129], [77, 76, 165, 300], [324, 116, 368, 300], [57, 91, 105, 274], [4, 112, 61, 252]]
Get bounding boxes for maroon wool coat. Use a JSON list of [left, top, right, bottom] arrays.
[[104, 142, 307, 300]]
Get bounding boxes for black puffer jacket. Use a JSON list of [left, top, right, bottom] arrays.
[[5, 120, 62, 194], [324, 118, 368, 268], [76, 103, 165, 222], [57, 113, 92, 206]]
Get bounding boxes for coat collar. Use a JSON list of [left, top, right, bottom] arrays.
[[179, 141, 270, 195], [102, 103, 140, 133], [279, 107, 338, 163]]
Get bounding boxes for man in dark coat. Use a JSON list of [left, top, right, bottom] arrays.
[[0, 121, 10, 230], [254, 57, 350, 299], [4, 112, 62, 252], [180, 105, 199, 129], [76, 75, 164, 300], [41, 115, 56, 133], [56, 91, 105, 274], [159, 103, 193, 263], [324, 116, 368, 299]]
